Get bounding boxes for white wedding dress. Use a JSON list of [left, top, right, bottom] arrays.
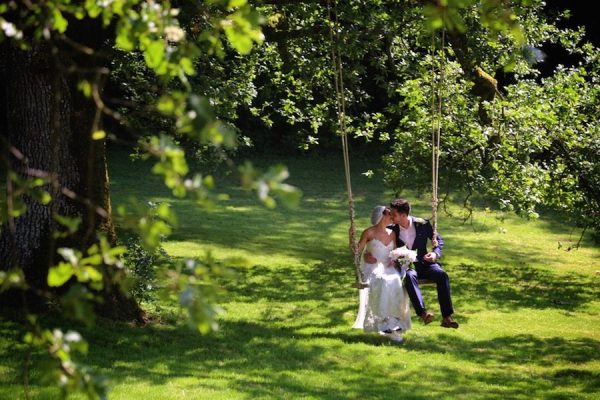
[[352, 239, 412, 333]]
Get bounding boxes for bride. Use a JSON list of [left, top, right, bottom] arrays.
[[352, 205, 411, 342]]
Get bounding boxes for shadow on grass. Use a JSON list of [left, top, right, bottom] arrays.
[[3, 315, 599, 399], [451, 262, 599, 312], [164, 195, 376, 263], [14, 319, 595, 399], [401, 332, 600, 365], [219, 255, 598, 319]]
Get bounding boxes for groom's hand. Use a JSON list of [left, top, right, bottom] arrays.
[[424, 252, 437, 263], [364, 252, 377, 264]]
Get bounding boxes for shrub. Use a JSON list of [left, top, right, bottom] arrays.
[[123, 236, 170, 303]]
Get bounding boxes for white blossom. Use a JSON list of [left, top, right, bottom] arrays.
[[1, 19, 22, 39], [65, 331, 82, 343], [164, 26, 185, 42]]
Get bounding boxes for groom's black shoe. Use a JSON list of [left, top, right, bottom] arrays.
[[420, 311, 434, 325], [441, 318, 459, 329]]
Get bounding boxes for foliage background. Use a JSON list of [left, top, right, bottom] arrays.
[[0, 0, 598, 398]]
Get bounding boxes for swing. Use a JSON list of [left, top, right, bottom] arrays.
[[327, 1, 444, 289], [326, 0, 367, 289]]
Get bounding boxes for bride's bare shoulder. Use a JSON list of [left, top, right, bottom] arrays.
[[361, 226, 376, 239]]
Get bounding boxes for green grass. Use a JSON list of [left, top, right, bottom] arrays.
[[1, 148, 600, 399]]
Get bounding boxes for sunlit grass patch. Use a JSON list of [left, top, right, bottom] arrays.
[[1, 149, 599, 399]]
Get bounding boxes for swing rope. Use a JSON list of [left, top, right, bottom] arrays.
[[327, 0, 367, 288], [430, 30, 445, 248], [327, 1, 445, 287]]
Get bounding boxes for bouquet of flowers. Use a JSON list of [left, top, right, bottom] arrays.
[[389, 246, 417, 268], [389, 246, 417, 283]]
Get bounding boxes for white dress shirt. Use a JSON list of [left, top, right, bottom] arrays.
[[398, 217, 416, 249]]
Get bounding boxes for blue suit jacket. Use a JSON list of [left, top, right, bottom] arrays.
[[390, 216, 443, 266]]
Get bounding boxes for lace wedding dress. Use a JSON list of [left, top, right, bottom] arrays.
[[352, 239, 411, 333]]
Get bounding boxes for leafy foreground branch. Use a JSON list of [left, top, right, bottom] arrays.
[[0, 1, 299, 398]]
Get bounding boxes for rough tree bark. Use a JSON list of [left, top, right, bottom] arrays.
[[0, 43, 81, 290], [0, 31, 144, 321]]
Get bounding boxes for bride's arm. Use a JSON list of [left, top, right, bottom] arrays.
[[356, 228, 374, 262], [358, 228, 378, 264]]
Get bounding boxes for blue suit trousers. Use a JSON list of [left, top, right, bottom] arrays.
[[404, 263, 454, 318]]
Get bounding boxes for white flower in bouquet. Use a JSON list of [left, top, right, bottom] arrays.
[[389, 246, 417, 266], [389, 246, 417, 284]]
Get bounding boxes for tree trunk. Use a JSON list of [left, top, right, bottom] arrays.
[[0, 43, 80, 289], [0, 41, 144, 322]]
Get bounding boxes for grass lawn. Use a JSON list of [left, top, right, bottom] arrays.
[[1, 148, 600, 399]]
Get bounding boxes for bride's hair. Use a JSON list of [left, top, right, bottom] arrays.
[[371, 205, 387, 225]]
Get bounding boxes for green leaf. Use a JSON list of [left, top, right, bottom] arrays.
[[29, 189, 52, 205], [229, 0, 247, 8], [275, 183, 302, 209], [223, 24, 253, 54], [48, 262, 75, 287], [92, 130, 106, 140], [81, 254, 103, 267], [85, 0, 102, 18], [77, 80, 93, 98], [221, 8, 263, 55], [180, 57, 195, 75], [78, 266, 103, 283], [115, 22, 135, 51], [202, 175, 214, 189], [0, 268, 27, 292], [144, 40, 165, 70], [54, 215, 82, 234], [52, 8, 68, 33], [61, 284, 96, 326], [157, 96, 175, 114], [156, 202, 177, 225]]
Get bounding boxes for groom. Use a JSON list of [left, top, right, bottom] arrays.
[[365, 198, 459, 328]]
